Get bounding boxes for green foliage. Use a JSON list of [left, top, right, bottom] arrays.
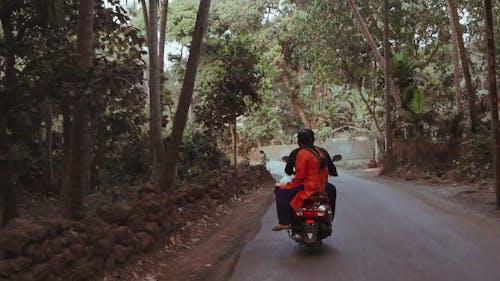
[[410, 87, 425, 115], [1, 0, 147, 189], [177, 126, 230, 180], [167, 0, 199, 46], [195, 33, 262, 131]]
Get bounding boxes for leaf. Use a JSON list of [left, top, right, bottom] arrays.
[[410, 87, 425, 115]]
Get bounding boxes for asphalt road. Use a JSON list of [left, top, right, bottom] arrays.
[[229, 165, 500, 281]]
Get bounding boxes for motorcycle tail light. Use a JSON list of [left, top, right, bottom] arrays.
[[306, 219, 315, 224], [302, 210, 319, 217]]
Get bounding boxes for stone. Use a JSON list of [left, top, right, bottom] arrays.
[[143, 222, 161, 239], [69, 243, 85, 259], [136, 232, 155, 251], [139, 200, 163, 214], [18, 272, 35, 281], [112, 226, 136, 246], [0, 259, 14, 277], [94, 239, 113, 258], [99, 202, 133, 225], [32, 263, 51, 281], [111, 245, 132, 264], [127, 214, 145, 233], [48, 253, 67, 273], [25, 243, 46, 264], [62, 229, 83, 245], [11, 256, 32, 272], [71, 258, 95, 280]]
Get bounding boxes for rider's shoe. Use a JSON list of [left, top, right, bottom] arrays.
[[272, 224, 290, 231]]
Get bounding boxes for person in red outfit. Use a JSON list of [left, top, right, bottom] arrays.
[[272, 129, 329, 231]]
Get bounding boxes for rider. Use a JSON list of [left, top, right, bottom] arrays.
[[284, 132, 338, 217], [272, 129, 329, 231]]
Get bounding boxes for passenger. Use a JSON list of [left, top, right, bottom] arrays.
[[272, 129, 328, 231]]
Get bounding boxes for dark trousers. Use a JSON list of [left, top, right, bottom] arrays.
[[275, 183, 337, 225], [275, 186, 304, 225], [325, 183, 337, 217]]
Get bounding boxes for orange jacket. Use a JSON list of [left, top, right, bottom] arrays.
[[280, 148, 329, 210]]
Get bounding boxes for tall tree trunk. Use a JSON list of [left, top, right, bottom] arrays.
[[159, 0, 169, 73], [347, 0, 402, 108], [446, 0, 477, 130], [0, 7, 18, 227], [159, 0, 211, 192], [381, 0, 394, 174], [280, 43, 311, 128], [484, 0, 499, 209], [229, 120, 238, 167], [148, 0, 165, 183], [61, 101, 71, 195], [0, 116, 18, 227], [61, 0, 95, 220], [310, 86, 318, 129], [141, 0, 150, 43], [452, 43, 463, 112], [44, 102, 55, 182], [446, 0, 462, 114]]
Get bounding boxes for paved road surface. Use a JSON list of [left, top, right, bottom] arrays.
[[230, 163, 500, 281]]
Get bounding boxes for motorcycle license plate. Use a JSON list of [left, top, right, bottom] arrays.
[[302, 223, 318, 243]]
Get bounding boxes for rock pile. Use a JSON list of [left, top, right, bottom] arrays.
[[0, 166, 273, 281]]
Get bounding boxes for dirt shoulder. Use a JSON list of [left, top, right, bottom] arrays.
[[103, 181, 275, 281], [350, 168, 500, 218]]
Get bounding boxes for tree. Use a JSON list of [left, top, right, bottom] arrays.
[[381, 0, 394, 174], [145, 0, 165, 183], [446, 0, 477, 130], [61, 0, 95, 219], [346, 0, 402, 109], [0, 1, 19, 226], [159, 0, 212, 192], [159, 0, 169, 73], [483, 0, 499, 209], [195, 34, 261, 166]]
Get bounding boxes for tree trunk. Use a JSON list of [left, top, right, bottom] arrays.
[[159, 0, 212, 192], [44, 102, 55, 182], [452, 43, 463, 112], [148, 0, 165, 184], [0, 116, 18, 227], [381, 0, 394, 175], [229, 120, 238, 167], [484, 0, 499, 209], [280, 43, 311, 128], [446, 0, 477, 129], [141, 0, 150, 43], [310, 86, 318, 129], [159, 0, 169, 73], [0, 7, 18, 227], [61, 0, 95, 220], [347, 0, 402, 108]]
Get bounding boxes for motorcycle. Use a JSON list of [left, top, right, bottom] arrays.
[[279, 154, 342, 246]]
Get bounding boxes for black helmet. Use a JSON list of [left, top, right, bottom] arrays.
[[297, 128, 315, 147]]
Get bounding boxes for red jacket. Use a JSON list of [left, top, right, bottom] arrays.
[[280, 148, 329, 210]]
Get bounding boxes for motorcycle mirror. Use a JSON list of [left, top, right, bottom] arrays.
[[332, 154, 342, 162]]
